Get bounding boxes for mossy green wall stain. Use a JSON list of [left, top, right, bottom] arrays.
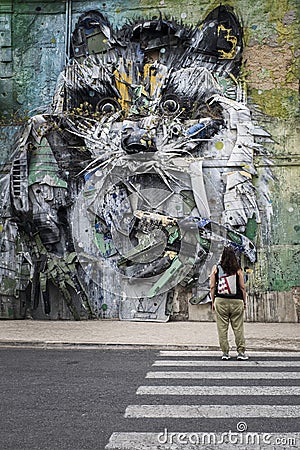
[[2, 277, 17, 295], [137, 0, 299, 43], [241, 0, 299, 119], [260, 161, 300, 291], [72, 0, 144, 27], [270, 165, 300, 245], [264, 0, 299, 44], [0, 125, 22, 163], [262, 118, 299, 157], [11, 4, 65, 115], [249, 246, 299, 292], [249, 247, 269, 291], [250, 88, 299, 118], [268, 247, 300, 291]]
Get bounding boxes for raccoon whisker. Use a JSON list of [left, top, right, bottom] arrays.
[[62, 119, 87, 137], [103, 155, 125, 178], [167, 173, 188, 191], [168, 138, 191, 148], [160, 145, 193, 154], [158, 145, 197, 159], [186, 138, 215, 144], [64, 127, 88, 141], [149, 161, 186, 190], [159, 166, 186, 186], [77, 150, 124, 176], [157, 151, 183, 159], [67, 114, 99, 124], [90, 160, 112, 175], [93, 154, 121, 170]]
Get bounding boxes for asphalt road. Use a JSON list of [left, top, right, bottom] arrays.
[[0, 348, 299, 450], [0, 348, 155, 450]]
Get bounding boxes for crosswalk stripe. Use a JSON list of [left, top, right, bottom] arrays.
[[159, 350, 300, 357], [105, 432, 300, 450], [124, 404, 300, 418], [146, 371, 300, 379], [153, 360, 300, 367], [137, 385, 300, 396], [106, 352, 300, 448]]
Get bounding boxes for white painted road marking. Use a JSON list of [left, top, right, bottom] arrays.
[[137, 385, 300, 396], [153, 359, 300, 367], [106, 351, 300, 449], [125, 404, 300, 418], [146, 371, 300, 379], [105, 432, 300, 450], [159, 350, 300, 357]]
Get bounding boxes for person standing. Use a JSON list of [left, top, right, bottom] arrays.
[[210, 246, 248, 360]]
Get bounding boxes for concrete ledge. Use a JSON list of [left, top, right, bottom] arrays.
[[0, 320, 299, 351]]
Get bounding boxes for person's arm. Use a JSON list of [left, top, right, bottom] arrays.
[[210, 265, 217, 311], [238, 268, 247, 309]]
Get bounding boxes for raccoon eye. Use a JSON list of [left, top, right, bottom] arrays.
[[160, 95, 181, 115], [96, 98, 120, 114]]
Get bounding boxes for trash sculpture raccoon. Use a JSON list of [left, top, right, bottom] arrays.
[[1, 5, 271, 320]]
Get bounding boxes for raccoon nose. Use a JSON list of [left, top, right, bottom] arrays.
[[121, 126, 157, 154]]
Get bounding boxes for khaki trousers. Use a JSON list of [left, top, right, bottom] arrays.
[[214, 297, 246, 354]]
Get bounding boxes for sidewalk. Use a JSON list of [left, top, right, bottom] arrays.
[[0, 320, 299, 351]]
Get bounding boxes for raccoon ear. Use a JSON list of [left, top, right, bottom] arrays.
[[71, 10, 117, 58], [186, 5, 243, 77], [120, 17, 188, 65]]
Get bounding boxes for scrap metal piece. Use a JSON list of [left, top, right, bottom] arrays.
[[119, 292, 169, 322], [11, 152, 29, 213]]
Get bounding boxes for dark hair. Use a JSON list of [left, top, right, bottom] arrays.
[[220, 247, 240, 275]]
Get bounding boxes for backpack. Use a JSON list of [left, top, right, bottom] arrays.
[[216, 265, 237, 296]]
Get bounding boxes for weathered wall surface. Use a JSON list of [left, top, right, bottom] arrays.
[[1, 1, 298, 121], [0, 0, 299, 322]]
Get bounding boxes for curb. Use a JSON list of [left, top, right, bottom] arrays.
[[0, 340, 299, 352], [0, 341, 220, 350]]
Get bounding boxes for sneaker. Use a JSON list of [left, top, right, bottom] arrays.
[[221, 353, 231, 360], [237, 353, 249, 360]]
